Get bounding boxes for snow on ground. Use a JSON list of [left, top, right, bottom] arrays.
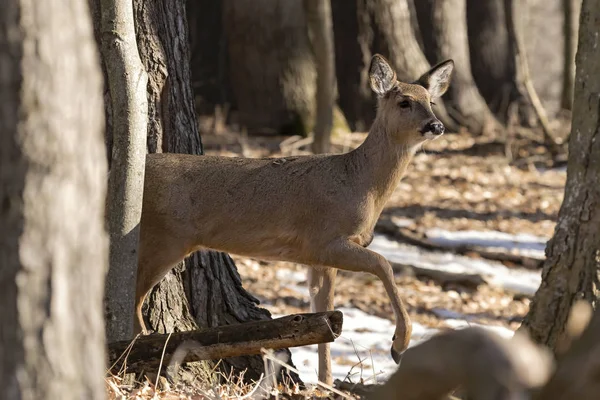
[[369, 234, 542, 296], [268, 231, 533, 383], [424, 228, 548, 259], [274, 307, 514, 384]]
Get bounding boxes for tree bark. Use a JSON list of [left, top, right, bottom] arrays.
[[519, 0, 600, 351], [222, 0, 316, 136], [561, 0, 582, 111], [131, 0, 301, 383], [101, 0, 148, 342], [304, 0, 336, 154], [414, 0, 498, 135], [0, 0, 107, 397]]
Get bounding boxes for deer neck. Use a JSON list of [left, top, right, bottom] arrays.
[[347, 119, 417, 207]]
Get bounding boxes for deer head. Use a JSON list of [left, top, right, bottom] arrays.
[[369, 54, 454, 147]]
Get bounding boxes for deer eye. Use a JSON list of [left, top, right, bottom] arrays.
[[399, 100, 411, 109], [430, 101, 436, 106]]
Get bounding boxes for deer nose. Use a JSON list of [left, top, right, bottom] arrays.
[[423, 120, 444, 136]]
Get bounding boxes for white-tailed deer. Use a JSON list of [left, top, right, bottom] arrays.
[[135, 54, 454, 384]]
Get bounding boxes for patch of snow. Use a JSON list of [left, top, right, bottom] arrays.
[[275, 307, 438, 384], [369, 234, 541, 296], [275, 307, 516, 384], [425, 228, 548, 259], [275, 268, 307, 284]]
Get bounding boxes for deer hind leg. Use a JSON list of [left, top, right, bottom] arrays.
[[308, 266, 338, 385], [317, 239, 412, 363], [134, 229, 190, 336]]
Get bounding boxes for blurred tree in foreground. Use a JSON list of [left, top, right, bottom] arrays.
[[0, 0, 107, 398], [520, 0, 600, 351]]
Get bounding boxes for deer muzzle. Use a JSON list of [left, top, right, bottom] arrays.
[[421, 120, 445, 138]]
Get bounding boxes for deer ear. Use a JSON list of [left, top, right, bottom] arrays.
[[369, 54, 397, 97], [416, 60, 454, 99]]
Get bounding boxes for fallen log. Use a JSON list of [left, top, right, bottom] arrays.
[[108, 311, 343, 374], [391, 261, 487, 289], [376, 218, 544, 270]]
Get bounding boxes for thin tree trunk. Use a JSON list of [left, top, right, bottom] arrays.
[[415, 0, 498, 135], [304, 0, 335, 153], [131, 0, 301, 383], [101, 0, 148, 342], [505, 0, 561, 149], [0, 0, 107, 397], [519, 0, 600, 351], [223, 0, 316, 136], [561, 0, 582, 111]]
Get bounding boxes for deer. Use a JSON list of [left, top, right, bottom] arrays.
[[134, 54, 454, 385]]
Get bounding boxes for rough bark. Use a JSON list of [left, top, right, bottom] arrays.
[[561, 0, 582, 111], [0, 0, 107, 397], [304, 0, 336, 154], [101, 0, 148, 341], [131, 0, 300, 383], [108, 311, 343, 373], [519, 0, 600, 351], [414, 0, 498, 135], [223, 0, 316, 136]]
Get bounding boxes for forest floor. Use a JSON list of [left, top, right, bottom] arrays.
[[107, 126, 568, 399]]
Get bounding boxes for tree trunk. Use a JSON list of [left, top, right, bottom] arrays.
[[186, 0, 233, 118], [466, 0, 518, 120], [101, 0, 149, 343], [331, 0, 376, 132], [222, 0, 316, 136], [519, 0, 600, 351], [505, 0, 561, 149], [131, 0, 301, 383], [414, 0, 498, 135], [331, 0, 456, 132], [561, 0, 582, 111], [304, 0, 336, 153], [0, 0, 107, 397]]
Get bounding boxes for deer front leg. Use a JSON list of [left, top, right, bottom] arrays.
[[317, 239, 412, 363], [308, 266, 338, 385], [134, 226, 190, 336]]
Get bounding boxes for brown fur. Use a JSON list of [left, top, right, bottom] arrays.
[[134, 54, 454, 384]]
